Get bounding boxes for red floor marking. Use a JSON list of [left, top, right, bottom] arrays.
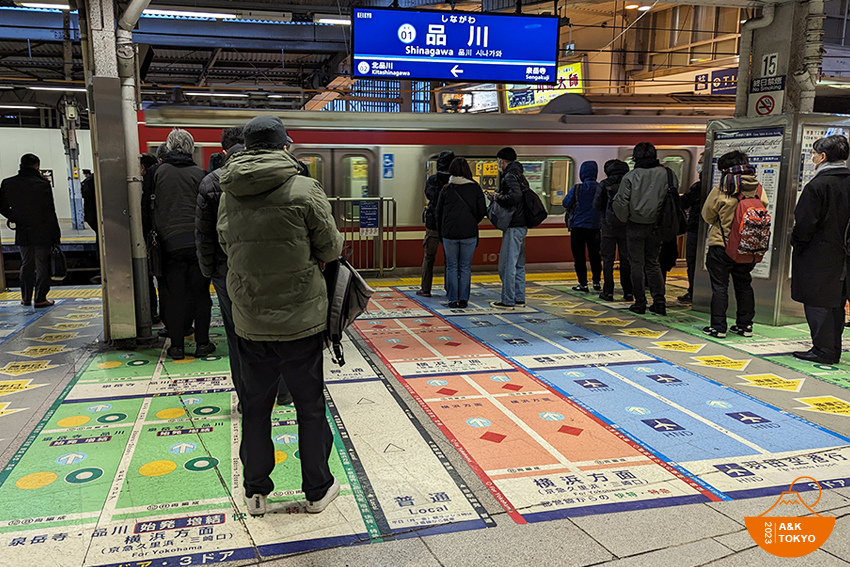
[[559, 425, 584, 436], [481, 431, 507, 443]]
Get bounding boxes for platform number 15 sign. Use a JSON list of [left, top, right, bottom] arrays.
[[761, 53, 778, 77]]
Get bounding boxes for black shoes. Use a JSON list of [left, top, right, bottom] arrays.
[[448, 301, 460, 308], [793, 350, 839, 365], [678, 292, 693, 303], [729, 324, 753, 337], [628, 303, 646, 314], [592, 282, 601, 291], [416, 290, 432, 297], [572, 284, 589, 292], [167, 346, 184, 360], [459, 300, 468, 308], [277, 392, 294, 406], [598, 293, 615, 301], [623, 294, 634, 302], [702, 326, 726, 338], [194, 342, 216, 358], [490, 301, 514, 309], [648, 303, 667, 316], [515, 300, 525, 306]]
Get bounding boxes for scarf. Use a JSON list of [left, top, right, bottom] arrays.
[[719, 163, 756, 196], [448, 176, 475, 185], [634, 157, 660, 169], [816, 161, 848, 175]]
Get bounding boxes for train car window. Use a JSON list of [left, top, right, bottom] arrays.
[[341, 156, 370, 199], [622, 150, 692, 190], [299, 156, 324, 185]]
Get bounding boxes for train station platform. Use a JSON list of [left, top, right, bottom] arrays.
[[0, 270, 848, 567]]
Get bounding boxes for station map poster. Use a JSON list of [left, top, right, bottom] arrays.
[[352, 8, 558, 84], [711, 127, 784, 279], [799, 125, 850, 191], [505, 62, 584, 112]]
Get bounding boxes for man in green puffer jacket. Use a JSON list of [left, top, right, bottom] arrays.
[[218, 116, 343, 517]]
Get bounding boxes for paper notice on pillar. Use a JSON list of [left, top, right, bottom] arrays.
[[710, 127, 784, 279], [799, 125, 850, 189]]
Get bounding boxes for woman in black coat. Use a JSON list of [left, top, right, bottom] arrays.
[[791, 134, 850, 364], [435, 157, 487, 308]]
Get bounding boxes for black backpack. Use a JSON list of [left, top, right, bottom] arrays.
[[518, 175, 547, 228], [654, 168, 686, 242]]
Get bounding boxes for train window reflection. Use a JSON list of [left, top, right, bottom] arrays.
[[623, 150, 691, 189], [300, 155, 323, 185], [342, 156, 369, 199]]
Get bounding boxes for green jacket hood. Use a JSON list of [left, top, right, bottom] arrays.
[[219, 149, 300, 197]]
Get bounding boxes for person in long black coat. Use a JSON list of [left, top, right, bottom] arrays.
[[791, 134, 850, 364], [0, 153, 61, 307]]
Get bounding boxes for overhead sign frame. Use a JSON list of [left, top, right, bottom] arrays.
[[352, 7, 559, 85]]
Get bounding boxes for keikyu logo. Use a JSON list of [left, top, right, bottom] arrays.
[[745, 477, 836, 557]]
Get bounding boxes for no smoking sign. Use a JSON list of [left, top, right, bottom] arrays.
[[748, 75, 785, 117], [756, 95, 775, 116]]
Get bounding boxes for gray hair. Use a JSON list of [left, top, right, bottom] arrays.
[[166, 128, 194, 155], [155, 142, 169, 160]]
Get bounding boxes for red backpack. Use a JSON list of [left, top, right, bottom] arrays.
[[723, 186, 771, 263]]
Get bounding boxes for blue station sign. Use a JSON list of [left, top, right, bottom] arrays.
[[352, 8, 559, 84]]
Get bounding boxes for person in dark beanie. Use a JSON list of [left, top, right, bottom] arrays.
[[564, 160, 602, 292], [0, 153, 60, 307], [218, 115, 343, 517], [489, 147, 528, 309], [418, 150, 454, 297], [593, 159, 633, 302], [613, 142, 677, 315], [153, 129, 213, 360], [196, 126, 294, 412], [791, 135, 850, 364]]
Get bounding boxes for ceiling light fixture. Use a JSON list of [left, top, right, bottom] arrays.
[[0, 104, 38, 109], [185, 92, 249, 98], [28, 85, 86, 92], [267, 94, 284, 98], [624, 3, 639, 9], [314, 14, 351, 25], [19, 2, 71, 9], [637, 5, 652, 11], [143, 9, 237, 19]]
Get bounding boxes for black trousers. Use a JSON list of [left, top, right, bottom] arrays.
[[705, 246, 755, 333], [420, 228, 440, 294], [20, 245, 51, 304], [161, 247, 211, 349], [570, 227, 602, 287], [626, 222, 665, 306], [600, 227, 632, 297], [685, 229, 698, 295], [237, 333, 333, 501], [804, 304, 844, 362]]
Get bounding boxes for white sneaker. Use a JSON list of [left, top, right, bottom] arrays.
[[245, 492, 267, 516], [306, 477, 340, 514]]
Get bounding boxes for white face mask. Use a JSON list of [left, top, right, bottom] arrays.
[[696, 163, 703, 175]]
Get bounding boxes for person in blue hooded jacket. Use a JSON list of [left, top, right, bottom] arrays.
[[563, 161, 603, 292]]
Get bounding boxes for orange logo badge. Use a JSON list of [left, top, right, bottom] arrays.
[[745, 477, 836, 557]]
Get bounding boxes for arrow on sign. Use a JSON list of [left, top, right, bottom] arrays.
[[652, 341, 706, 353], [276, 433, 299, 444], [690, 355, 750, 371], [738, 374, 804, 392], [539, 412, 564, 421], [795, 396, 850, 416], [171, 442, 196, 454], [88, 404, 111, 412], [57, 453, 86, 465], [0, 402, 24, 417], [0, 379, 46, 397], [183, 397, 202, 405], [467, 418, 490, 427], [450, 64, 463, 78]]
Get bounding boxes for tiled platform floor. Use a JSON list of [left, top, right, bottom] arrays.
[[0, 271, 847, 567]]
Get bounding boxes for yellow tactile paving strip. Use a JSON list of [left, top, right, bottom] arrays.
[[0, 288, 102, 300]]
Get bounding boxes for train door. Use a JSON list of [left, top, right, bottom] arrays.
[[618, 148, 693, 189], [292, 148, 377, 199]]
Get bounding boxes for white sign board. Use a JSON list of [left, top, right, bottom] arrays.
[[747, 76, 785, 117]]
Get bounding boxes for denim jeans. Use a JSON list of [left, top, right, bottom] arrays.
[[498, 227, 527, 306], [443, 237, 477, 302]]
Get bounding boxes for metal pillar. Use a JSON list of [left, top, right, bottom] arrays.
[[59, 96, 85, 230], [79, 0, 137, 340]]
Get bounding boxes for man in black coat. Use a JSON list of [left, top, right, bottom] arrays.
[[0, 153, 61, 307], [791, 135, 850, 364], [418, 150, 454, 297], [678, 154, 704, 303]]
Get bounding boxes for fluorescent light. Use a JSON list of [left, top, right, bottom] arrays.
[[28, 86, 86, 92], [143, 9, 237, 19], [637, 5, 652, 11], [625, 3, 639, 9], [267, 94, 284, 99], [19, 2, 70, 8], [185, 92, 249, 98], [314, 14, 351, 25], [0, 104, 37, 109]]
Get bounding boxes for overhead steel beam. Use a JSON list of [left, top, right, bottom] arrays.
[[196, 47, 221, 86], [0, 8, 349, 52]]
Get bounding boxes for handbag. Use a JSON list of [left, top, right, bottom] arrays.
[[50, 244, 67, 281], [487, 199, 513, 231]]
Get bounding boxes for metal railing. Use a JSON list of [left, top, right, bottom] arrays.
[[328, 197, 397, 276]]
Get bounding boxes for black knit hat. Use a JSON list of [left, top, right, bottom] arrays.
[[243, 115, 288, 150], [496, 147, 517, 161]]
